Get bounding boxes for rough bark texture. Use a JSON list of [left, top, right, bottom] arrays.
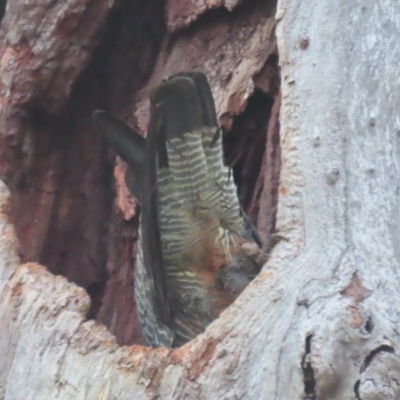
[[4, 0, 168, 345], [1, 0, 399, 399], [2, 0, 280, 347]]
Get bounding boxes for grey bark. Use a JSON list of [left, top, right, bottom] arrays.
[[1, 0, 400, 399]]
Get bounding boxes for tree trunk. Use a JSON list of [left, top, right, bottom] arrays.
[[1, 0, 400, 399]]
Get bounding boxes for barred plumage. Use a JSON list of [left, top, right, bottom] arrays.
[[93, 72, 263, 348]]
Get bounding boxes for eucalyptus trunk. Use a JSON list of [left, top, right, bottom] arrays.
[[0, 0, 399, 399]]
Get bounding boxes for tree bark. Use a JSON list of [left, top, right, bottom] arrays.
[[1, 0, 400, 399]]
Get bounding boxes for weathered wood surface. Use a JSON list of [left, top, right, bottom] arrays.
[[3, 0, 279, 346], [1, 0, 400, 399]]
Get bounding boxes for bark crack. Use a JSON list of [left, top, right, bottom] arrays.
[[362, 345, 395, 372], [302, 334, 316, 400], [354, 345, 396, 399]]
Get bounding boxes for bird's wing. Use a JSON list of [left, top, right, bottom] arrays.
[[92, 111, 145, 200], [92, 108, 174, 347]]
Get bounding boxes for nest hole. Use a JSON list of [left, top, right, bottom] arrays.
[[7, 1, 280, 346]]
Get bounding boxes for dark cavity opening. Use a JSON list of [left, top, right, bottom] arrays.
[[223, 89, 274, 218], [0, 0, 6, 25], [8, 0, 166, 346], [364, 316, 373, 333], [302, 335, 317, 400], [7, 0, 280, 347]]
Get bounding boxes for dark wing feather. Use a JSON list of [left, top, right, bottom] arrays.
[[170, 71, 218, 127], [140, 103, 172, 334], [92, 111, 145, 200], [92, 111, 145, 168], [92, 107, 173, 346], [171, 71, 221, 148], [150, 76, 204, 140], [124, 167, 142, 202]]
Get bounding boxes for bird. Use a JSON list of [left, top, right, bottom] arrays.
[[93, 71, 266, 348]]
